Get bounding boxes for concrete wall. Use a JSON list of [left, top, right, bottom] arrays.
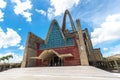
[[0, 63, 21, 72], [93, 48, 103, 61], [82, 29, 96, 62], [36, 38, 81, 66], [21, 32, 42, 67]]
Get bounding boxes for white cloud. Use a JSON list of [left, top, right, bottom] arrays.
[[75, 0, 120, 30], [0, 0, 6, 9], [18, 45, 25, 50], [47, 0, 80, 19], [47, 8, 55, 20], [35, 9, 46, 16], [0, 27, 21, 48], [0, 0, 7, 22], [91, 13, 120, 46], [103, 44, 120, 57], [103, 48, 108, 51], [11, 0, 32, 22], [0, 52, 22, 63], [18, 28, 22, 31], [0, 10, 4, 21]]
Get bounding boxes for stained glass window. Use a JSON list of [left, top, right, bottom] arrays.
[[40, 23, 75, 50]]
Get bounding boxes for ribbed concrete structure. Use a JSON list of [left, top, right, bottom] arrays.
[[21, 10, 103, 67]]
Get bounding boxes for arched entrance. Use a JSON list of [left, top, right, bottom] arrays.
[[48, 54, 63, 66], [38, 49, 64, 66], [30, 49, 73, 67]]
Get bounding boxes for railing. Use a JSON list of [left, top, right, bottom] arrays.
[[0, 63, 21, 72], [94, 60, 120, 72]]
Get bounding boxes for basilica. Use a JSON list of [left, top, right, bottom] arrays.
[[21, 10, 103, 67]]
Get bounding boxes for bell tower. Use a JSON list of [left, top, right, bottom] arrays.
[[76, 19, 89, 66]]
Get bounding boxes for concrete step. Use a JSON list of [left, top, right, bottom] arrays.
[[0, 66, 120, 80]]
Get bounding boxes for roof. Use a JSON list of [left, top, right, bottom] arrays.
[[40, 10, 77, 44], [30, 49, 73, 60], [107, 54, 120, 60]]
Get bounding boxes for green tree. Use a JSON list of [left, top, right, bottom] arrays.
[[5, 55, 13, 63], [0, 56, 6, 63], [0, 55, 13, 63]]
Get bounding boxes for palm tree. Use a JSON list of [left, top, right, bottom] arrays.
[[5, 55, 13, 63], [0, 55, 13, 63], [0, 57, 6, 63]]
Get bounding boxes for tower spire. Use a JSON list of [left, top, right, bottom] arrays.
[[62, 10, 76, 32]]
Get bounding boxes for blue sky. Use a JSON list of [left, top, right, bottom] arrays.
[[0, 0, 120, 63]]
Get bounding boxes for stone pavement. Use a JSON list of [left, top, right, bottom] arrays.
[[0, 66, 120, 80]]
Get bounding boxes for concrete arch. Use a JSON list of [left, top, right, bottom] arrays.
[[62, 10, 76, 32], [30, 49, 73, 60], [39, 49, 60, 60]]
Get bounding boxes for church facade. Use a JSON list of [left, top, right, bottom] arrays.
[[21, 10, 103, 67]]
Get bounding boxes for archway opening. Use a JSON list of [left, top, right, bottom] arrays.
[[30, 50, 73, 67], [48, 54, 63, 66], [39, 50, 64, 66]]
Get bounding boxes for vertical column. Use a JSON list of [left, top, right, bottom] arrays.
[[76, 19, 89, 66], [21, 32, 41, 67], [84, 29, 96, 63], [21, 32, 31, 67], [114, 60, 120, 72]]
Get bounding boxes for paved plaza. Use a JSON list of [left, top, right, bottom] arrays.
[[0, 66, 120, 80]]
